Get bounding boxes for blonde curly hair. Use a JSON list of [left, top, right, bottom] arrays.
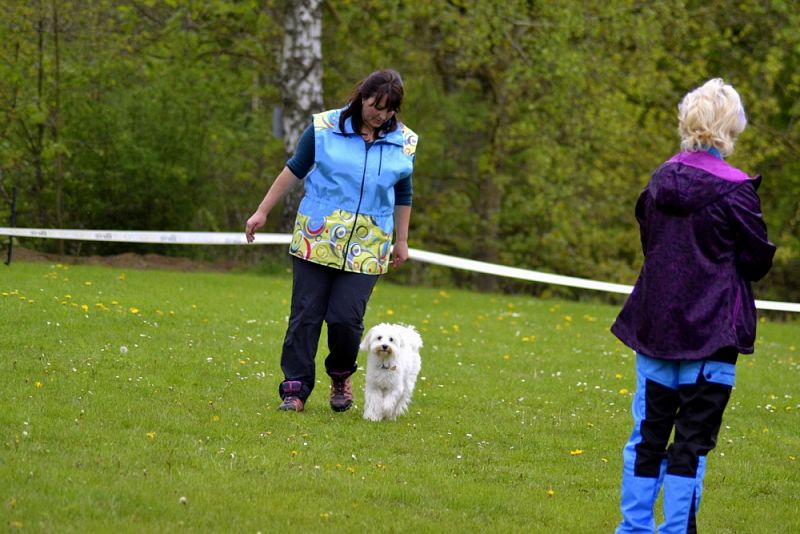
[[678, 78, 747, 157]]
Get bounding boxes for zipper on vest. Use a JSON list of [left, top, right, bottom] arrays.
[[341, 143, 370, 271]]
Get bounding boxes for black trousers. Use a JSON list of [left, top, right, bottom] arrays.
[[279, 257, 379, 400]]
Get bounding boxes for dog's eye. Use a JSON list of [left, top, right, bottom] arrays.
[[389, 337, 394, 342], [376, 335, 382, 341]]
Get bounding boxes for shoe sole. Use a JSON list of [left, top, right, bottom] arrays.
[[330, 402, 352, 412]]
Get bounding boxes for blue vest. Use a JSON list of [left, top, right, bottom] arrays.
[[289, 108, 418, 274]]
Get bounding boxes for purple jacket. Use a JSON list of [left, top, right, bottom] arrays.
[[611, 151, 776, 360]]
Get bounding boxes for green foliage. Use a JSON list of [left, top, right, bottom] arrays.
[[1, 0, 798, 300], [2, 261, 799, 532]]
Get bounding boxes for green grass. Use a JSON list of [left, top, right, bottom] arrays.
[[1, 261, 799, 533]]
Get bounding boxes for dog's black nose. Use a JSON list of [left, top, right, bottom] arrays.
[[381, 344, 389, 350]]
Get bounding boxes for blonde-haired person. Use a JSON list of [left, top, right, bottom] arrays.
[[611, 78, 775, 534]]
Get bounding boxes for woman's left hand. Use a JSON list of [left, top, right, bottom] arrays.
[[391, 240, 409, 268]]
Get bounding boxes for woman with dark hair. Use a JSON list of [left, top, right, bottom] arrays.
[[245, 69, 418, 413]]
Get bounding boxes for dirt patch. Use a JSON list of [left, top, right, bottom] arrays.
[[4, 245, 241, 272]]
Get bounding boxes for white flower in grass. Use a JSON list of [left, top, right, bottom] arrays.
[[120, 346, 128, 354]]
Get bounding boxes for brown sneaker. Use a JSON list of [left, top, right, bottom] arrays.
[[278, 396, 304, 412], [329, 372, 353, 412]]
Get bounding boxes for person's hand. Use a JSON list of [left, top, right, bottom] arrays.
[[245, 211, 267, 243], [391, 239, 409, 268]]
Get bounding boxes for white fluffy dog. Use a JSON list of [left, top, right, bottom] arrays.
[[360, 323, 422, 422]]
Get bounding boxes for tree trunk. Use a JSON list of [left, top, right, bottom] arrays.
[[52, 0, 64, 254], [277, 0, 323, 233], [33, 8, 46, 227]]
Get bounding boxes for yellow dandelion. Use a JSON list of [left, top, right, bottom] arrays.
[[129, 307, 140, 314], [452, 324, 460, 332], [564, 315, 572, 322], [503, 354, 511, 361], [34, 381, 43, 389], [546, 488, 555, 497], [239, 359, 247, 365], [84, 281, 92, 287], [211, 415, 220, 422], [81, 304, 89, 313], [320, 512, 331, 520], [291, 450, 298, 457], [387, 309, 395, 316], [570, 449, 584, 456], [789, 455, 796, 461], [615, 373, 623, 379], [146, 431, 156, 439], [117, 273, 126, 281], [619, 388, 629, 395]]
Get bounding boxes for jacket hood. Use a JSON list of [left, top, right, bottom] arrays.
[[650, 151, 758, 214]]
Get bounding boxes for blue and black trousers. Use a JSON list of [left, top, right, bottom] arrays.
[[616, 350, 737, 534], [278, 257, 379, 402]]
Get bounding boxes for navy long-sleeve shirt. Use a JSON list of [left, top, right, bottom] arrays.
[[286, 124, 413, 206]]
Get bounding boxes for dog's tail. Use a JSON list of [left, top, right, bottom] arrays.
[[402, 325, 423, 353]]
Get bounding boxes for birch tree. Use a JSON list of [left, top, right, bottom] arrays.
[[277, 0, 323, 233]]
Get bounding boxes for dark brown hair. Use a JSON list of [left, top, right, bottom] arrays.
[[339, 69, 404, 136]]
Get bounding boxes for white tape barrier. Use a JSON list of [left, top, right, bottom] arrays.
[[408, 249, 800, 313], [2, 226, 798, 313], [0, 227, 291, 246]]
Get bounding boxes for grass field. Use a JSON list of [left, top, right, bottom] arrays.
[[1, 260, 798, 533]]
